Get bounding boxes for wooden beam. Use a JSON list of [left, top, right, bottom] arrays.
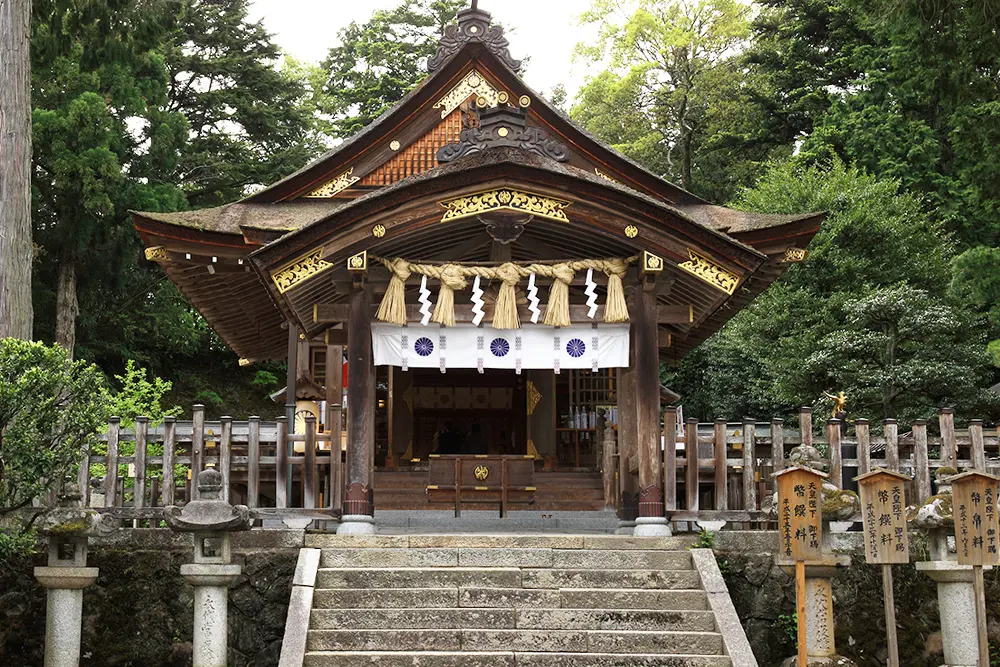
[[314, 303, 695, 325]]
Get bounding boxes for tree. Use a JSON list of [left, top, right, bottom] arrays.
[[0, 0, 34, 340], [320, 0, 468, 138], [30, 0, 187, 357], [160, 0, 321, 208], [0, 339, 109, 520], [573, 0, 754, 197], [667, 159, 996, 421]]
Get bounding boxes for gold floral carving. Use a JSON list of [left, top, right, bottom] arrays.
[[271, 249, 333, 294], [527, 381, 542, 415], [678, 250, 741, 295], [440, 188, 571, 223], [782, 247, 809, 263], [373, 224, 386, 238], [434, 70, 502, 119], [474, 465, 490, 481], [144, 246, 170, 263], [302, 169, 361, 199], [624, 225, 639, 239], [594, 168, 620, 184]]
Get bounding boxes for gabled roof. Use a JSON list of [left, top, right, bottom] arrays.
[[131, 3, 824, 363]]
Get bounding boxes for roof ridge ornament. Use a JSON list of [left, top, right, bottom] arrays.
[[437, 101, 570, 163], [427, 2, 523, 73]]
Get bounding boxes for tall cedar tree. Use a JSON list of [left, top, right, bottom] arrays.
[[161, 0, 320, 208], [0, 0, 34, 340], [320, 0, 468, 138], [31, 0, 187, 356]]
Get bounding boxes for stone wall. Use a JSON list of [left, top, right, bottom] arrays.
[[714, 531, 1000, 667], [0, 529, 301, 667]]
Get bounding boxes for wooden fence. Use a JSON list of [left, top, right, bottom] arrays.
[[615, 407, 1000, 524], [81, 406, 343, 524]]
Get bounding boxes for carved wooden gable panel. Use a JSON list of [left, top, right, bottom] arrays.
[[358, 109, 465, 187]]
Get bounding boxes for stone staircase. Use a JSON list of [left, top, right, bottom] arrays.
[[294, 533, 751, 666]]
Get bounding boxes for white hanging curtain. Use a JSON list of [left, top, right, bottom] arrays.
[[371, 323, 630, 373]]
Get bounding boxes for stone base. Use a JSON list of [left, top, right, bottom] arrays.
[[696, 520, 726, 533], [614, 520, 636, 535], [633, 517, 672, 537], [34, 566, 99, 590], [780, 655, 859, 667], [337, 515, 376, 535]]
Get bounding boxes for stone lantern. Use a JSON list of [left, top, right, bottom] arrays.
[[33, 484, 103, 667], [165, 469, 251, 667]]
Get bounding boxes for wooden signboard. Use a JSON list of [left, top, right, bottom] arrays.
[[952, 471, 1000, 567], [775, 466, 826, 561], [774, 465, 827, 667], [855, 469, 912, 667], [856, 469, 911, 565], [951, 470, 1000, 667]]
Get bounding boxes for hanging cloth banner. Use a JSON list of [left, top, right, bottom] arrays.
[[372, 323, 630, 373]]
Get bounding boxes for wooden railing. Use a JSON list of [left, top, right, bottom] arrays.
[[81, 406, 343, 524], [612, 407, 1000, 525]]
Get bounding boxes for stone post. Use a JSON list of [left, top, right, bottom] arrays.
[[911, 481, 982, 667], [165, 469, 252, 667], [33, 484, 101, 667]]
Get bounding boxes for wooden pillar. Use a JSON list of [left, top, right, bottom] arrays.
[[635, 287, 663, 518], [345, 279, 374, 517], [617, 362, 638, 505], [285, 324, 299, 427], [326, 343, 344, 509]]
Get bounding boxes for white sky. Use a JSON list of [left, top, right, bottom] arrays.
[[248, 0, 600, 100]]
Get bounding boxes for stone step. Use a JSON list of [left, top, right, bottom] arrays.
[[320, 548, 459, 568], [304, 533, 697, 550], [550, 549, 692, 570], [316, 567, 522, 589], [318, 547, 693, 569], [310, 607, 715, 632], [521, 568, 701, 590], [515, 609, 717, 632], [558, 588, 709, 611], [313, 587, 460, 609], [307, 629, 724, 654], [311, 608, 516, 630], [304, 651, 516, 666], [304, 652, 731, 667], [311, 587, 709, 611]]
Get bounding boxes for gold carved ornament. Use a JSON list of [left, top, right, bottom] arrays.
[[271, 249, 333, 294], [677, 249, 741, 295], [594, 168, 620, 184], [301, 168, 361, 199], [526, 381, 542, 415], [440, 188, 572, 224], [782, 247, 809, 263], [624, 225, 639, 239], [373, 224, 386, 238], [435, 70, 503, 119], [474, 465, 490, 481], [144, 246, 170, 263]]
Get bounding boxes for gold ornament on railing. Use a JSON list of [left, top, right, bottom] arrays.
[[372, 255, 638, 330]]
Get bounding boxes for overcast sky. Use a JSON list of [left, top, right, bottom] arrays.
[[247, 0, 601, 99]]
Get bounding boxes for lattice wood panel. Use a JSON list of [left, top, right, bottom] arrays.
[[359, 109, 465, 187]]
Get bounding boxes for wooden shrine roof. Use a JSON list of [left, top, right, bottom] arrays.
[[132, 3, 824, 363]]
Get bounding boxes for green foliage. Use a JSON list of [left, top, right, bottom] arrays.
[[252, 371, 280, 390], [0, 339, 110, 518], [108, 361, 182, 428], [320, 0, 469, 137], [775, 612, 797, 644], [193, 390, 223, 409], [573, 0, 781, 201], [161, 0, 321, 208], [691, 528, 716, 549], [0, 528, 38, 563], [667, 159, 995, 421]]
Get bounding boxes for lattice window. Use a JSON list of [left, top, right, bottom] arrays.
[[359, 109, 466, 187]]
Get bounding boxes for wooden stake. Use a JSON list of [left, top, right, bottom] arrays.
[[973, 565, 989, 667], [796, 559, 807, 667], [882, 564, 899, 667]]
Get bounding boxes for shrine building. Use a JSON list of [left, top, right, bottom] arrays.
[[133, 4, 822, 533]]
